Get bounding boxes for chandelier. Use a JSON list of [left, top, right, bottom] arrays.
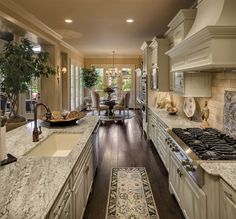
[[105, 51, 121, 78]]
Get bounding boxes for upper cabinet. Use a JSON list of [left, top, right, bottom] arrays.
[[166, 0, 236, 72], [166, 9, 196, 48], [173, 72, 211, 97], [149, 37, 169, 92]]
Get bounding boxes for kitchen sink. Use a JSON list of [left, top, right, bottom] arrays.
[[26, 133, 82, 157]]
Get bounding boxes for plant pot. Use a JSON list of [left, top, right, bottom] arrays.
[[0, 126, 7, 161], [6, 120, 27, 132]]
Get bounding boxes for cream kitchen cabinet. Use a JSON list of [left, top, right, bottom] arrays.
[[47, 177, 73, 219], [60, 194, 73, 219], [220, 179, 236, 219], [169, 154, 183, 204], [182, 171, 206, 219], [148, 109, 169, 170], [173, 71, 211, 97], [149, 37, 169, 92], [47, 135, 94, 219], [169, 153, 206, 219], [84, 150, 93, 204], [73, 169, 85, 219]]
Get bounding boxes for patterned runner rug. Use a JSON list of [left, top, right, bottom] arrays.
[[106, 167, 159, 219]]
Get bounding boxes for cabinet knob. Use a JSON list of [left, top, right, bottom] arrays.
[[177, 168, 183, 177]]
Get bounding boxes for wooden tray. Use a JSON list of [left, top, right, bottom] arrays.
[[43, 111, 86, 126], [45, 118, 79, 126]]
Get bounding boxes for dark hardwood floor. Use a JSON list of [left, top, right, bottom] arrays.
[[84, 116, 184, 219]]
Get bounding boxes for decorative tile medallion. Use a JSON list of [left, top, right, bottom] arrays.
[[106, 167, 159, 219], [223, 90, 236, 138]]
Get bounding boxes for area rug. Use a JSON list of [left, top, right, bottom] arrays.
[[106, 167, 159, 219]]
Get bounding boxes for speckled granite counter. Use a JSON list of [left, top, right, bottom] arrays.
[[200, 162, 236, 191], [149, 107, 201, 128], [0, 116, 99, 219], [149, 107, 236, 191]]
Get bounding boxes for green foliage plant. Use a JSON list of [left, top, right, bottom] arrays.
[[0, 38, 55, 120]]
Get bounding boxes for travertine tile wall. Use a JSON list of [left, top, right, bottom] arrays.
[[173, 72, 236, 130]]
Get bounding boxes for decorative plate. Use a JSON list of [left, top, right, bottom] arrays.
[[183, 97, 196, 118]]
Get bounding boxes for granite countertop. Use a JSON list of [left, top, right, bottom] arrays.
[[200, 162, 236, 191], [149, 107, 201, 128], [149, 107, 236, 191], [0, 116, 99, 219]]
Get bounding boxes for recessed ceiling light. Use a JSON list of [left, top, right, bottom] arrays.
[[126, 19, 134, 23], [65, 19, 73, 23]]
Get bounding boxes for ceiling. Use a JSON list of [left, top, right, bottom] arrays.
[[11, 0, 196, 57]]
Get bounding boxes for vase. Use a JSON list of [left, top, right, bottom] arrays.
[[0, 126, 7, 161]]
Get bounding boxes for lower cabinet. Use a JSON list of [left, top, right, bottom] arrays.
[[47, 136, 94, 219], [47, 178, 73, 219], [169, 154, 183, 204], [73, 170, 85, 219], [148, 109, 169, 170], [60, 194, 73, 219], [84, 152, 93, 203], [220, 179, 236, 219], [169, 154, 206, 219]]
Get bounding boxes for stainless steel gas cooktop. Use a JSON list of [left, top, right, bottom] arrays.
[[172, 128, 236, 160]]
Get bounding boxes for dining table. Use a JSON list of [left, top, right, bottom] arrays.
[[101, 99, 117, 116]]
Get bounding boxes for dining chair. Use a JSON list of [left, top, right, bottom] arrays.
[[113, 91, 130, 118], [91, 91, 109, 115]]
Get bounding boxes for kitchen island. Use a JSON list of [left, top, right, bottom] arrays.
[[0, 116, 99, 219]]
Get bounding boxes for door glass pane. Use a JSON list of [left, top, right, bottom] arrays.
[[25, 77, 40, 114]]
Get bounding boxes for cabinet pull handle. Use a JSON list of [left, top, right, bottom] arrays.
[[85, 165, 89, 174], [177, 168, 183, 177]]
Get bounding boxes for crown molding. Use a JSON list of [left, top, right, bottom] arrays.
[[141, 41, 151, 50], [0, 0, 84, 57], [167, 9, 196, 30], [60, 41, 84, 58], [0, 0, 63, 41], [84, 54, 140, 59]]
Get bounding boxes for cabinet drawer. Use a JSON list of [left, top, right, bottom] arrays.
[[220, 179, 236, 219], [48, 176, 72, 219]]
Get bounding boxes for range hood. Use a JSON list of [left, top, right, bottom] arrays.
[[166, 0, 236, 72]]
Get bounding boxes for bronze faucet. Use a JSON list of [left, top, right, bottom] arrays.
[[33, 103, 52, 142]]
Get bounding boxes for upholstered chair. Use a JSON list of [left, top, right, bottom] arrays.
[[113, 91, 130, 118], [91, 91, 109, 115]]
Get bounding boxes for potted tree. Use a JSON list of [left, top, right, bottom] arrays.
[[81, 66, 99, 89], [0, 38, 55, 129], [81, 66, 99, 108]]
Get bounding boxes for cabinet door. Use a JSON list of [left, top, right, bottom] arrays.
[[169, 155, 182, 204], [73, 171, 85, 219], [84, 152, 93, 204], [59, 194, 73, 219], [220, 180, 236, 219], [182, 174, 206, 219]]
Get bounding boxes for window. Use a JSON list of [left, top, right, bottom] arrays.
[[95, 68, 104, 90], [71, 64, 75, 110], [75, 66, 79, 108], [122, 68, 132, 91], [80, 67, 83, 106]]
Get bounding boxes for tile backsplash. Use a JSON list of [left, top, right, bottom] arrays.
[[223, 90, 236, 138], [173, 72, 236, 131]]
